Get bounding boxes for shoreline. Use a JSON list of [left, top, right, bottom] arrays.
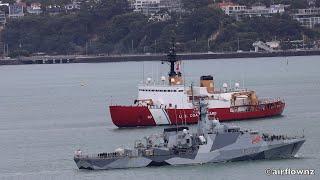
[[1, 50, 320, 66]]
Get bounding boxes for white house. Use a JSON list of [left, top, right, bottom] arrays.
[[292, 8, 320, 28], [130, 0, 182, 15]]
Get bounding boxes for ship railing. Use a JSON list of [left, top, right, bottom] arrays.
[[231, 98, 284, 107], [76, 152, 133, 159], [214, 88, 249, 94], [138, 83, 185, 87], [230, 99, 284, 112], [258, 98, 285, 104], [262, 134, 298, 141]]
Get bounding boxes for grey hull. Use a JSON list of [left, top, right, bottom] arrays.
[[74, 100, 306, 171], [75, 139, 305, 170]]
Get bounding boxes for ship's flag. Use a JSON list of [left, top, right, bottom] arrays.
[[176, 61, 181, 72]]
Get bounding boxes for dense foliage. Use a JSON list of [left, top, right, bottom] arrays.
[[2, 0, 320, 56]]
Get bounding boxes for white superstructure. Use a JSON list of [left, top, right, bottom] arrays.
[[138, 84, 190, 108], [136, 82, 248, 110]]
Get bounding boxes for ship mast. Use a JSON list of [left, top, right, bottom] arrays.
[[165, 39, 182, 85], [167, 41, 177, 77], [197, 97, 208, 135]]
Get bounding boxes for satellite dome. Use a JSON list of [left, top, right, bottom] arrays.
[[223, 83, 228, 88], [183, 129, 188, 134]]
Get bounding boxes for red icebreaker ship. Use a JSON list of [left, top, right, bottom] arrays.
[[109, 43, 285, 127]]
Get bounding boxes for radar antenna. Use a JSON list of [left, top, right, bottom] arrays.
[[164, 38, 183, 85]]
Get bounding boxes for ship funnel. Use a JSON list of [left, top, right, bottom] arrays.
[[197, 97, 209, 135], [200, 75, 214, 93]]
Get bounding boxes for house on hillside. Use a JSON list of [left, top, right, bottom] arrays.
[[292, 8, 320, 28], [132, 0, 160, 15], [46, 5, 63, 15], [0, 10, 6, 26], [9, 3, 25, 18], [0, 1, 9, 7], [217, 2, 285, 20], [159, 0, 183, 13], [269, 4, 285, 13], [244, 5, 285, 18], [217, 2, 246, 16], [27, 2, 42, 15], [130, 0, 182, 16], [65, 0, 81, 12], [149, 11, 171, 22]]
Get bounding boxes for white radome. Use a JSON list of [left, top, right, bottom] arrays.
[[199, 135, 206, 144], [183, 129, 188, 134], [223, 83, 228, 88], [235, 82, 240, 89]]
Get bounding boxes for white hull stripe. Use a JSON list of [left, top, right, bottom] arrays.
[[149, 108, 170, 125], [162, 109, 171, 124]]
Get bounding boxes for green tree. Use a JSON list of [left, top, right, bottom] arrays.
[[182, 0, 210, 11], [290, 0, 309, 9]]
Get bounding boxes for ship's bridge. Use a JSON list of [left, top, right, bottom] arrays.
[[137, 84, 192, 108]]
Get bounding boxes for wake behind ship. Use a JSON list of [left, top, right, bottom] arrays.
[[109, 42, 285, 127]]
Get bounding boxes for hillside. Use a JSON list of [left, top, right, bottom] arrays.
[[2, 0, 320, 57]]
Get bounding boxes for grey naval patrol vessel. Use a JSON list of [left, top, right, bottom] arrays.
[[74, 99, 305, 170]]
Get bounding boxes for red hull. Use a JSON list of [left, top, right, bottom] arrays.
[[109, 102, 285, 127], [110, 106, 156, 127], [211, 102, 285, 121]]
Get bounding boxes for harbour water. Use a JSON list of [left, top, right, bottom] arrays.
[[0, 56, 319, 180]]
